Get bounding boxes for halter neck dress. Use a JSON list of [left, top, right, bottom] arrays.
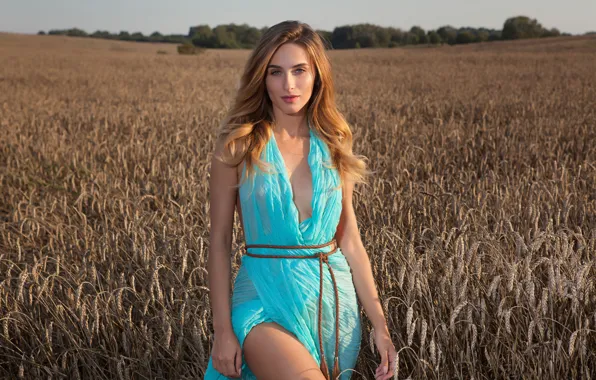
[[204, 125, 362, 379]]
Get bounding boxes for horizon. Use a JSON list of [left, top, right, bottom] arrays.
[[0, 0, 594, 36]]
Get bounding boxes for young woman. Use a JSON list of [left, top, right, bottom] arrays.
[[204, 20, 397, 380]]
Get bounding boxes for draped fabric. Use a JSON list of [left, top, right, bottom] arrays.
[[204, 124, 362, 379]]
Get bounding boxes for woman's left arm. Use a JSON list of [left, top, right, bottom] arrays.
[[334, 179, 397, 379], [334, 178, 387, 330]]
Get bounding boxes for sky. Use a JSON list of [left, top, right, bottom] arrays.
[[1, 0, 594, 36]]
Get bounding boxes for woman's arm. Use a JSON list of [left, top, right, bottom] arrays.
[[334, 179, 388, 332], [207, 137, 238, 336]]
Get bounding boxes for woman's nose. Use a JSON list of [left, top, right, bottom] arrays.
[[283, 73, 295, 90]]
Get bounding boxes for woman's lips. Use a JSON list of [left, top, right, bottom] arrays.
[[282, 95, 299, 103]]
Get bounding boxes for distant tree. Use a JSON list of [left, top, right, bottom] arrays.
[[150, 31, 163, 42], [212, 25, 240, 48], [234, 23, 262, 48], [37, 30, 46, 35], [502, 16, 544, 40], [488, 30, 502, 41], [437, 26, 457, 45], [476, 30, 490, 42], [190, 25, 215, 48], [404, 32, 419, 45], [130, 32, 148, 42], [456, 31, 474, 44], [586, 31, 596, 35], [374, 27, 391, 47], [67, 28, 88, 37], [388, 27, 404, 45], [91, 30, 114, 39], [428, 31, 441, 44], [48, 28, 88, 37], [541, 28, 561, 37], [163, 34, 188, 44], [410, 26, 426, 43], [188, 24, 211, 38], [118, 31, 131, 40], [331, 26, 356, 49]]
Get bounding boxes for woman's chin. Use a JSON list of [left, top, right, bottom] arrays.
[[273, 102, 306, 116]]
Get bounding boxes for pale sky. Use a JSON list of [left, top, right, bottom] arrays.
[[0, 0, 594, 36]]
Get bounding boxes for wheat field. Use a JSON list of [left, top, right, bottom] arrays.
[[0, 33, 595, 379]]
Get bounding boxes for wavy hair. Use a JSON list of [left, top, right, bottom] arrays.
[[214, 20, 369, 188]]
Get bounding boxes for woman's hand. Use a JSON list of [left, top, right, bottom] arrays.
[[373, 325, 397, 380], [212, 330, 242, 378]]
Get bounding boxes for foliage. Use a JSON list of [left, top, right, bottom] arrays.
[[502, 16, 552, 40], [177, 43, 203, 55], [40, 16, 570, 50]]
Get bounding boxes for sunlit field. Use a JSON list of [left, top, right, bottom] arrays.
[[1, 33, 595, 379]]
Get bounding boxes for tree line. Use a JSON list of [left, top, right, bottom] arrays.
[[39, 16, 581, 49]]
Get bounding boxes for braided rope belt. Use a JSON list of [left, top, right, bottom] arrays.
[[244, 239, 341, 380]]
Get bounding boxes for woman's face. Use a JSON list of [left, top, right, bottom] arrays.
[[265, 42, 316, 117]]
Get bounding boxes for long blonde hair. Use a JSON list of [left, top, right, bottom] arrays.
[[215, 20, 369, 187]]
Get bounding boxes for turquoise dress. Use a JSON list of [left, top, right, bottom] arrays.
[[204, 125, 362, 379]]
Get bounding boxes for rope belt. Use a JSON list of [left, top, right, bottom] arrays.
[[244, 239, 341, 380]]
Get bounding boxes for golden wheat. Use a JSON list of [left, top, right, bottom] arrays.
[[0, 32, 595, 379]]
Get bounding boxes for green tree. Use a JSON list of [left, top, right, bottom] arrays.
[[541, 28, 561, 37], [502, 16, 544, 40], [190, 25, 215, 48], [331, 26, 356, 49], [374, 28, 391, 47], [118, 31, 131, 40], [404, 32, 419, 45], [488, 31, 502, 41], [92, 30, 114, 39], [437, 26, 457, 45], [476, 30, 490, 42], [410, 26, 426, 42], [150, 31, 163, 42], [211, 25, 240, 48], [456, 31, 474, 44], [388, 27, 404, 45], [234, 24, 262, 48], [428, 31, 441, 44]]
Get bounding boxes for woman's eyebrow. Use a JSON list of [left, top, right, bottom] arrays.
[[267, 63, 309, 69]]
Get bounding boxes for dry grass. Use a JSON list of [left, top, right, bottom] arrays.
[[0, 33, 595, 379]]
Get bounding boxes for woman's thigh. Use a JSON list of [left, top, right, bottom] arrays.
[[243, 322, 326, 380]]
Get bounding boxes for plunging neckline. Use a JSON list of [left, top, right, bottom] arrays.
[[270, 127, 315, 227]]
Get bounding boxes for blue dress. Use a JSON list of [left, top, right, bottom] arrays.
[[204, 125, 362, 379]]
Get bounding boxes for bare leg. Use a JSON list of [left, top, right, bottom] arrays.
[[244, 322, 327, 380]]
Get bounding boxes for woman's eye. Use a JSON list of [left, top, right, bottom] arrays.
[[270, 69, 305, 76]]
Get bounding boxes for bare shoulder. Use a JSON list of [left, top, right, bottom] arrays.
[[210, 136, 239, 187]]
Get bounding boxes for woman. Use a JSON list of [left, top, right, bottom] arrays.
[[204, 20, 397, 380]]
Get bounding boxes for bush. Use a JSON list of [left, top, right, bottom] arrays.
[[177, 43, 204, 55], [456, 31, 474, 44]]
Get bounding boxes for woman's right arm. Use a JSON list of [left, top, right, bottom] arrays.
[[207, 136, 238, 337]]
